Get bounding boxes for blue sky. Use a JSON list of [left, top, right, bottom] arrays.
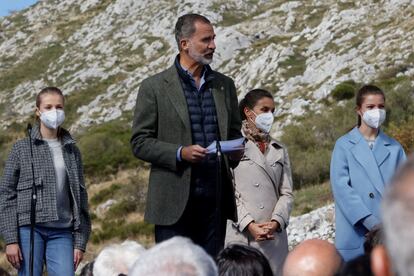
[[0, 0, 38, 17]]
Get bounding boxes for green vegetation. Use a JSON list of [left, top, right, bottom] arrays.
[[91, 220, 153, 244], [0, 44, 64, 91], [292, 182, 333, 216], [90, 184, 122, 205], [0, 122, 27, 172], [388, 117, 414, 153], [106, 199, 138, 219], [279, 53, 307, 79], [281, 99, 355, 188], [331, 80, 357, 101], [76, 116, 142, 180]]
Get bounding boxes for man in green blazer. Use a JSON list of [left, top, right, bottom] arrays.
[[130, 14, 242, 256]]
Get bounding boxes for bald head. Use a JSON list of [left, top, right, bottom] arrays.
[[283, 239, 342, 276]]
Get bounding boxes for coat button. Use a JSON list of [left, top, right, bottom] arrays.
[[259, 204, 264, 209], [254, 183, 260, 187], [369, 193, 375, 198]]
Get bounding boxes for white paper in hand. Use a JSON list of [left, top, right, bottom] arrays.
[[206, 137, 245, 154]]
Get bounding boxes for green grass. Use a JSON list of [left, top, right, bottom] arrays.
[[292, 182, 333, 216], [91, 220, 154, 244], [90, 184, 122, 205], [0, 43, 64, 92], [279, 53, 307, 79]]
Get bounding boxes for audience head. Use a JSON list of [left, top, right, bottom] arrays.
[[283, 239, 342, 276], [372, 156, 414, 276], [79, 260, 94, 276], [129, 236, 217, 276], [93, 240, 145, 276], [216, 243, 273, 276], [364, 226, 383, 254], [338, 254, 372, 276]]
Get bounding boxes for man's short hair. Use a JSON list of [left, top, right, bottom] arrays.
[[216, 243, 273, 276], [382, 156, 414, 276], [174, 13, 211, 50], [93, 240, 145, 276], [129, 236, 217, 276]]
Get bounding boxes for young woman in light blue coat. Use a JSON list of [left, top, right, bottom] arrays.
[[330, 85, 406, 261]]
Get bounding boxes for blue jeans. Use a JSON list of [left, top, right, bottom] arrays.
[[18, 226, 74, 276]]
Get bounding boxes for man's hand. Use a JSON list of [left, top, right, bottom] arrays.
[[6, 243, 23, 269], [181, 145, 207, 163]]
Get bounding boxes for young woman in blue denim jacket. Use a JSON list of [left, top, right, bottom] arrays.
[[0, 87, 91, 275]]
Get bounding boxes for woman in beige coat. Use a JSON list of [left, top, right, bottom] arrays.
[[225, 89, 294, 276]]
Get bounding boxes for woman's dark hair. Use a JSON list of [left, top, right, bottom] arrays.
[[356, 85, 385, 126], [239, 89, 273, 120], [216, 243, 273, 276]]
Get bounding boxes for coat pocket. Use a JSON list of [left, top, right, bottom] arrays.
[[16, 178, 43, 214]]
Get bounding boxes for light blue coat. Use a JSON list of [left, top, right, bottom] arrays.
[[330, 127, 406, 261]]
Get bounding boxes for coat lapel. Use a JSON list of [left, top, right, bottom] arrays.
[[267, 142, 283, 166], [163, 65, 191, 130], [212, 85, 228, 140], [349, 128, 386, 195], [244, 140, 276, 182], [373, 131, 391, 167]]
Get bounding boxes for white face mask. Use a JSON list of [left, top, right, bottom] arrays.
[[39, 109, 65, 129], [251, 111, 274, 133], [362, 109, 386, 129]]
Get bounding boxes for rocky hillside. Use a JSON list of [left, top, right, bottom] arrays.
[[1, 0, 414, 272], [1, 0, 414, 134]]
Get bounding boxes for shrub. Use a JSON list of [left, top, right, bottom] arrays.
[[281, 100, 355, 188], [388, 119, 414, 154], [106, 199, 138, 219], [76, 117, 142, 179], [91, 220, 153, 244], [331, 81, 356, 101]]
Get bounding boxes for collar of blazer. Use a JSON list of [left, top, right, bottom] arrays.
[[162, 64, 229, 140], [244, 139, 283, 177], [31, 123, 75, 146], [348, 126, 391, 195]]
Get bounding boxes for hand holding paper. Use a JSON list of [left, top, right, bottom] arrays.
[[206, 137, 246, 154]]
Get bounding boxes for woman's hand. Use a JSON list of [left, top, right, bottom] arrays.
[[247, 222, 269, 241], [261, 220, 281, 240], [74, 249, 84, 271], [6, 243, 23, 269]]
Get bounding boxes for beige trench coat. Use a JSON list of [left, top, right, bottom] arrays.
[[225, 139, 294, 276]]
